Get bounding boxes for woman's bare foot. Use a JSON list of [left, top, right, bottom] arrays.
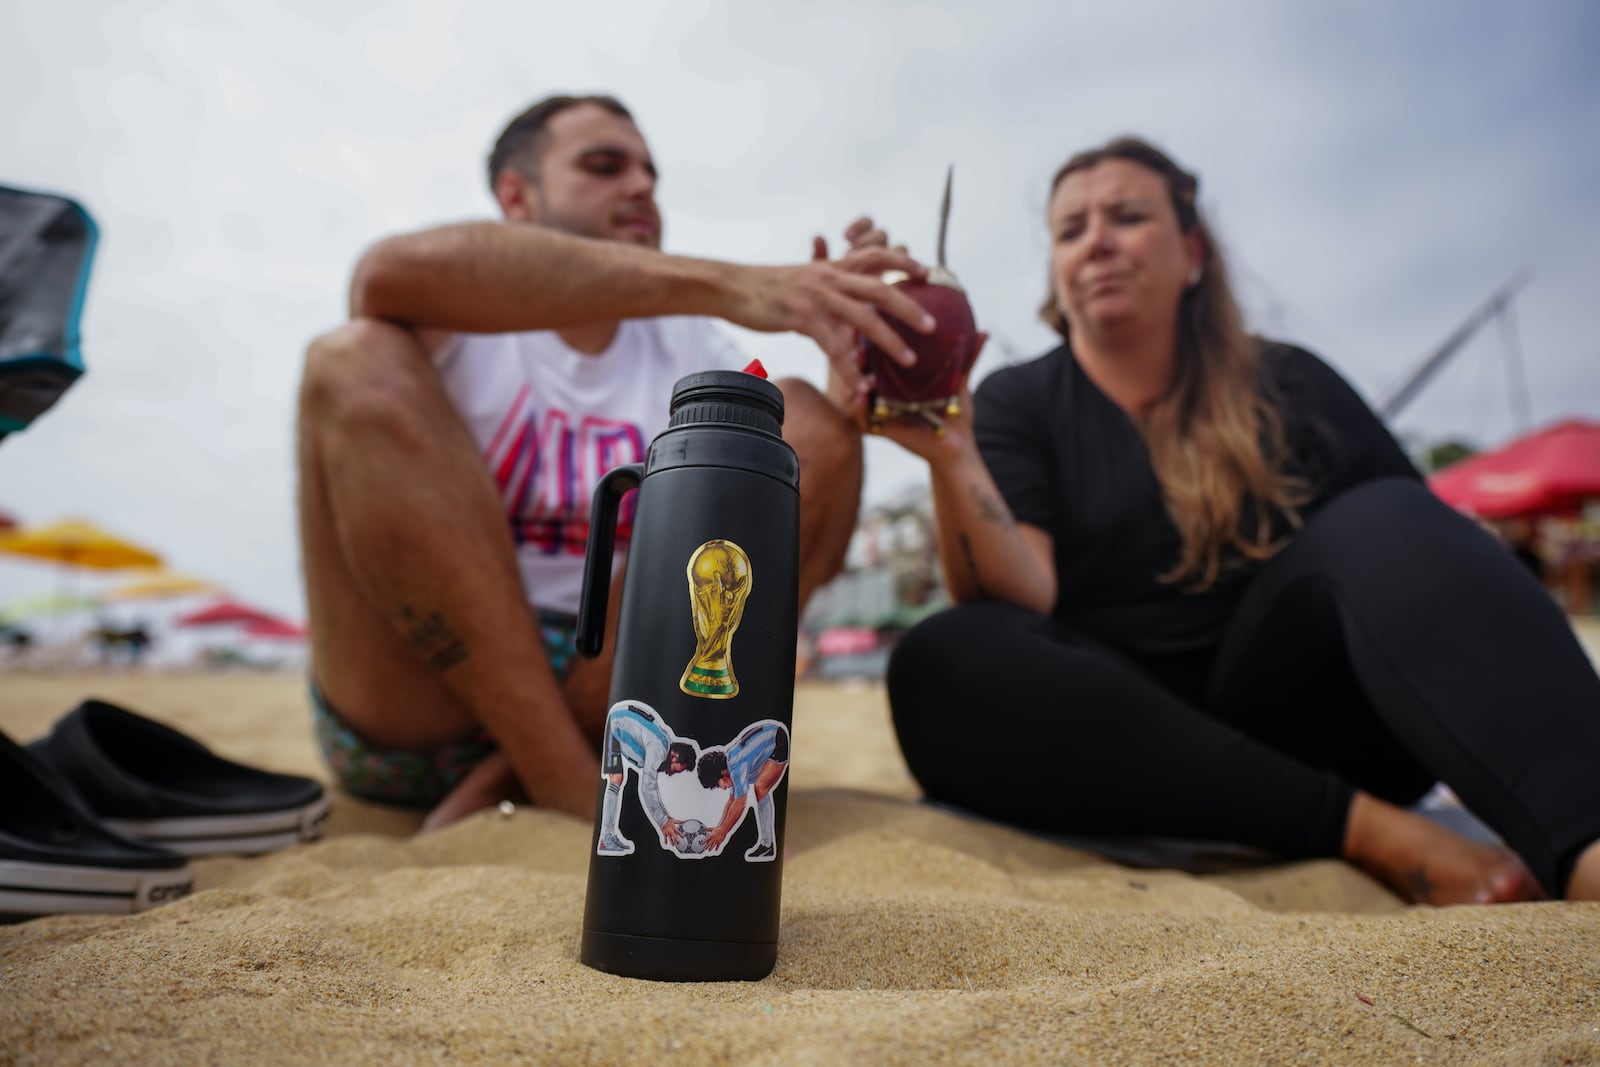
[[1343, 791, 1546, 906], [1565, 839, 1600, 900]]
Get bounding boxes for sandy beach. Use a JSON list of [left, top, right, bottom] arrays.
[[4, 637, 1599, 1066]]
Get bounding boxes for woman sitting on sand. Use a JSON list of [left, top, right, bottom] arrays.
[[867, 136, 1600, 904]]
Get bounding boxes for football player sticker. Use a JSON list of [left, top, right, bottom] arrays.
[[595, 699, 789, 863]]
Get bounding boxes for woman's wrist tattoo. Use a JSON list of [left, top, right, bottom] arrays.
[[957, 533, 988, 598], [968, 484, 1016, 529]]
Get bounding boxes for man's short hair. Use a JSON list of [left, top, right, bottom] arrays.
[[486, 94, 634, 192], [659, 741, 697, 775], [696, 749, 730, 790]]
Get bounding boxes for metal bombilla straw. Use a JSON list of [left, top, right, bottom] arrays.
[[871, 165, 969, 434], [928, 164, 961, 290]]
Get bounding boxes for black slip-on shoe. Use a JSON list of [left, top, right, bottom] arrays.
[[0, 730, 193, 917], [28, 699, 331, 857]]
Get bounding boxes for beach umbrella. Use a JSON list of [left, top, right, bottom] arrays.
[[0, 518, 162, 570], [0, 591, 101, 627], [1430, 419, 1600, 519], [103, 569, 217, 602], [0, 519, 159, 640], [176, 598, 284, 629], [815, 626, 880, 656], [243, 617, 307, 640]]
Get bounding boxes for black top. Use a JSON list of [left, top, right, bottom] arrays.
[[974, 339, 1420, 659]]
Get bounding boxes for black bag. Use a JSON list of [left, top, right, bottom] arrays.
[[0, 185, 99, 440]]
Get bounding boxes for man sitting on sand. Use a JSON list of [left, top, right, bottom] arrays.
[[297, 93, 931, 830]]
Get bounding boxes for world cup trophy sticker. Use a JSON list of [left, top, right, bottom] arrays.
[[680, 539, 751, 699]]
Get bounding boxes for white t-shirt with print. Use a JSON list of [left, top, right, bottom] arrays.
[[435, 316, 745, 616]]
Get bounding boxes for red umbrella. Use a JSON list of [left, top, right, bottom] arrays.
[[1430, 419, 1600, 519], [175, 598, 285, 629], [242, 618, 307, 640], [815, 626, 879, 656]]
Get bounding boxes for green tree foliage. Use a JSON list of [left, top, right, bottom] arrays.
[[1426, 440, 1478, 472]]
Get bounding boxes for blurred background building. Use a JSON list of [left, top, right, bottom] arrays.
[[806, 486, 940, 681], [801, 485, 945, 681]]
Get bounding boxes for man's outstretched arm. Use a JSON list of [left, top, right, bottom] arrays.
[[349, 221, 932, 373]]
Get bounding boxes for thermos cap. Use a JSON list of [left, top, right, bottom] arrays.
[[668, 370, 785, 437]]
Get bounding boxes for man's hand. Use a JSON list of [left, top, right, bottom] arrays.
[[711, 245, 931, 389], [808, 215, 922, 406], [662, 817, 685, 845]]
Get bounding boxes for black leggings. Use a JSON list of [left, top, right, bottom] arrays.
[[887, 479, 1600, 895]]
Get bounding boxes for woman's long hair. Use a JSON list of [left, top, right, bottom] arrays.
[[1040, 138, 1307, 589]]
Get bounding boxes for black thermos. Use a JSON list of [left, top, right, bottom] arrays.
[[575, 368, 800, 982]]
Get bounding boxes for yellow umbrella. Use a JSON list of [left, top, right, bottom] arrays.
[[0, 518, 162, 570], [103, 568, 217, 602], [0, 592, 101, 626]]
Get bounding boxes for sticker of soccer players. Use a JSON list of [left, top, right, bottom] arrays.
[[695, 720, 791, 861], [596, 699, 700, 857]]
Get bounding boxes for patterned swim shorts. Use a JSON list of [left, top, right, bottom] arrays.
[[311, 609, 580, 809]]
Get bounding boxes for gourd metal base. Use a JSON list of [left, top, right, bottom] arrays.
[[869, 395, 961, 433]]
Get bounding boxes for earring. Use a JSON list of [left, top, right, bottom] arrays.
[[1187, 266, 1204, 287]]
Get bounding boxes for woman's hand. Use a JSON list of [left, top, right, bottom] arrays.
[[861, 333, 988, 463]]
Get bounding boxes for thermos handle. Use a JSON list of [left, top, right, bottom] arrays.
[[575, 462, 645, 658]]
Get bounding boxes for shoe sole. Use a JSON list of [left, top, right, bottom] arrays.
[[0, 858, 194, 916], [103, 795, 331, 857]]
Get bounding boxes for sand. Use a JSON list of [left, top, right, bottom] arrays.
[[3, 658, 1599, 1066]]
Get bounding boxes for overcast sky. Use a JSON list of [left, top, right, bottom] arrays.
[[2, 0, 1597, 619]]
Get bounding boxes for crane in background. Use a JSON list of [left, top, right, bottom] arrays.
[[1378, 270, 1535, 432]]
